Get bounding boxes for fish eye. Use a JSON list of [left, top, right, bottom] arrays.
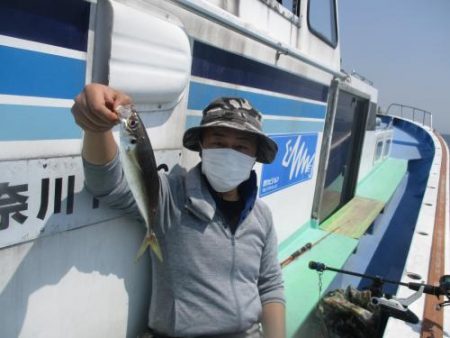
[[128, 118, 139, 129]]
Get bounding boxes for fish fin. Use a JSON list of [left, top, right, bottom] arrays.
[[148, 232, 164, 262], [135, 237, 150, 263], [135, 232, 163, 263]]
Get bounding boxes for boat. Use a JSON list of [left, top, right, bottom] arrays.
[[0, 0, 448, 337]]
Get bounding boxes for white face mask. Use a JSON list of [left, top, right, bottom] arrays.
[[201, 148, 256, 193]]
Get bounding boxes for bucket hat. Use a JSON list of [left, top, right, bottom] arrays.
[[183, 97, 278, 163]]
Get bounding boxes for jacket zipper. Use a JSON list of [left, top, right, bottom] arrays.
[[230, 234, 242, 329], [188, 203, 243, 328]]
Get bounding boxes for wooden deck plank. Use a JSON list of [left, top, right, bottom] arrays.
[[320, 196, 385, 239]]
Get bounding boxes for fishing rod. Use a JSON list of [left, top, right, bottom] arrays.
[[309, 261, 450, 324], [280, 226, 342, 268]]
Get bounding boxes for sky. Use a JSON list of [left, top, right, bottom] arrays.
[[338, 0, 450, 134]]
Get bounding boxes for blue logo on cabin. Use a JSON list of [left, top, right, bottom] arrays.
[[260, 133, 318, 197]]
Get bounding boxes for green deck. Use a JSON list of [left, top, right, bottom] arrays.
[[280, 158, 408, 337], [356, 158, 408, 202], [279, 228, 357, 337]]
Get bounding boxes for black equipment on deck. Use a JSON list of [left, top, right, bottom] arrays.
[[309, 261, 450, 324]]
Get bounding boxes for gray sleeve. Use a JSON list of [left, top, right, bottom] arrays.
[[258, 211, 285, 305], [82, 151, 140, 219]]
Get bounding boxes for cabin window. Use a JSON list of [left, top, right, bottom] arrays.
[[277, 0, 301, 16], [308, 0, 338, 47], [384, 139, 391, 157], [375, 141, 383, 162], [366, 102, 377, 131]]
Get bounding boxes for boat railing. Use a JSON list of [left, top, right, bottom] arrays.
[[386, 103, 433, 129], [350, 70, 374, 85]]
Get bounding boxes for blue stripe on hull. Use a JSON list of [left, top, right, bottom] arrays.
[[188, 82, 326, 119], [0, 0, 90, 52], [186, 116, 324, 134], [263, 119, 324, 134], [0, 46, 85, 99], [192, 40, 329, 103], [0, 104, 81, 141]]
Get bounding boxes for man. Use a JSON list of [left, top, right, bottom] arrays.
[[72, 84, 285, 338]]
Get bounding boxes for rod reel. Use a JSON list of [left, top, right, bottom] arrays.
[[308, 261, 450, 324], [436, 275, 450, 309]]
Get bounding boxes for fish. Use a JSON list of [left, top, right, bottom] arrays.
[[116, 105, 163, 262]]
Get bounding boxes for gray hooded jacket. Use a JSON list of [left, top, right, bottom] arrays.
[[83, 154, 284, 337]]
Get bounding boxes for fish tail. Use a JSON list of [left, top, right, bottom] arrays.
[[135, 231, 163, 263], [148, 232, 164, 262]]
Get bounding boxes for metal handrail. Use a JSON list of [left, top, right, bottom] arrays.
[[386, 103, 433, 129], [170, 0, 347, 79], [350, 70, 373, 85]]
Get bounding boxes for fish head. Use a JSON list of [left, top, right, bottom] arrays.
[[117, 105, 145, 151]]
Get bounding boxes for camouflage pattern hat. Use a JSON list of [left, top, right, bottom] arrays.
[[183, 97, 278, 163]]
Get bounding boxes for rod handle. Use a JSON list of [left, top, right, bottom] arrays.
[[408, 282, 442, 296]]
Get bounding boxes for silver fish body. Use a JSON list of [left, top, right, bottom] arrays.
[[117, 105, 163, 262]]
